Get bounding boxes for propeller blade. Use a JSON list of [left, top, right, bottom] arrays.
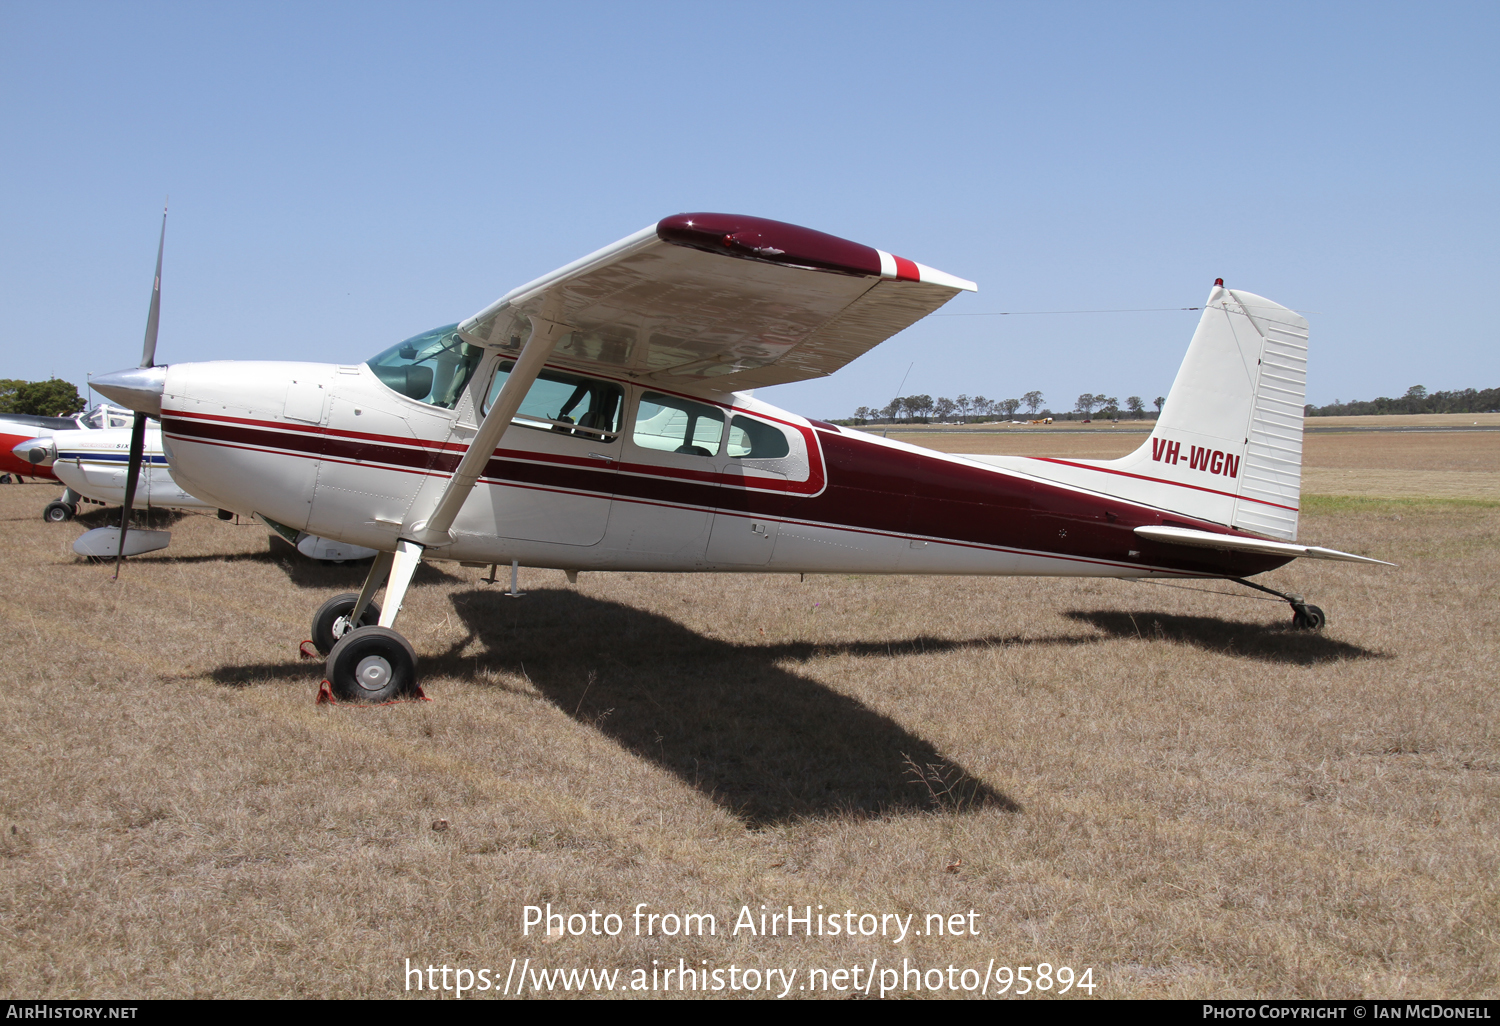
[[140, 202, 166, 369], [112, 412, 149, 579], [115, 202, 166, 578]]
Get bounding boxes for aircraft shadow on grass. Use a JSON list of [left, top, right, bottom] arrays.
[[442, 588, 1020, 826], [1063, 610, 1387, 665], [210, 586, 1024, 826], [73, 505, 185, 529]]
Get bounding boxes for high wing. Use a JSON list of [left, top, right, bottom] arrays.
[[457, 213, 976, 392]]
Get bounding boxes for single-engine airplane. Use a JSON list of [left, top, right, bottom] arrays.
[[92, 212, 1390, 702]]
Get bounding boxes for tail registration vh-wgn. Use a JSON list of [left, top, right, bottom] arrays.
[[92, 213, 1390, 701]]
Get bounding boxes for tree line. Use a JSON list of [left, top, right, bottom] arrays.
[[846, 392, 1164, 425], [1305, 385, 1499, 417], [0, 378, 86, 417]]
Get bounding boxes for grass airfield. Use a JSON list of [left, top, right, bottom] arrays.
[[0, 422, 1496, 999]]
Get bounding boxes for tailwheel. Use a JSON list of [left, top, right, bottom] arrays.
[[1234, 579, 1328, 632], [326, 626, 418, 703], [43, 501, 75, 523], [311, 592, 382, 656], [1291, 603, 1326, 631]]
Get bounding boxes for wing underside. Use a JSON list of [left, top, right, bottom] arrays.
[[457, 213, 975, 393]]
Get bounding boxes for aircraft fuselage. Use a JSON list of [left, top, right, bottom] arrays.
[[156, 357, 1286, 581]]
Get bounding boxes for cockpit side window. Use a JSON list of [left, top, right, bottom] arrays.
[[482, 362, 624, 441], [633, 392, 725, 456], [366, 324, 484, 409]]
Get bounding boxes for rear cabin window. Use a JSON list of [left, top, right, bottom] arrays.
[[482, 362, 624, 440], [726, 415, 791, 459], [633, 392, 725, 456]]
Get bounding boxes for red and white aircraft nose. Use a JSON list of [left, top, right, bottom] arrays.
[[11, 436, 56, 467]]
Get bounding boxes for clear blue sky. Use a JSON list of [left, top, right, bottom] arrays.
[[3, 1, 1495, 417]]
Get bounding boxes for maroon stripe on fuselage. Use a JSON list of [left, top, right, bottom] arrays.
[[730, 433, 1288, 577]]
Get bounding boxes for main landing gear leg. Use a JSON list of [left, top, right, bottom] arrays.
[[1233, 577, 1326, 631], [323, 541, 423, 701]]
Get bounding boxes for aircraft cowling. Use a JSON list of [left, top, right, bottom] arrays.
[[154, 360, 452, 551]]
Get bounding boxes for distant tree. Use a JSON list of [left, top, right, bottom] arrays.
[[882, 398, 902, 421], [1305, 384, 1499, 417], [0, 379, 26, 414], [1126, 396, 1145, 419], [907, 394, 934, 422], [933, 397, 956, 422], [1074, 393, 1099, 418], [971, 396, 989, 421], [954, 394, 971, 421], [1022, 390, 1044, 416], [1101, 396, 1119, 419], [1000, 398, 1021, 419], [1154, 396, 1165, 415], [852, 406, 872, 423], [0, 378, 85, 417]]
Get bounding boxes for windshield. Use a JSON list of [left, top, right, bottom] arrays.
[[366, 324, 484, 409], [82, 404, 134, 429]]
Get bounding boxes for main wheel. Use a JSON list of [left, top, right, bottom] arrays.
[[43, 501, 75, 523], [310, 592, 382, 656], [326, 626, 418, 703], [1292, 604, 1326, 630]]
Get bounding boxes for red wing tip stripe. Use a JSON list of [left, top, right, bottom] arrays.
[[1034, 458, 1300, 513], [876, 250, 920, 282]]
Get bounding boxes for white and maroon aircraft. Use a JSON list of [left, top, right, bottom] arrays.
[[91, 212, 1389, 702]]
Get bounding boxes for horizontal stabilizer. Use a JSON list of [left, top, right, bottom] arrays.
[[1134, 526, 1394, 566], [73, 526, 171, 558]]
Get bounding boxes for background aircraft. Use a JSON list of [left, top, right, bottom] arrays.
[[0, 404, 134, 484], [92, 212, 1389, 702], [15, 421, 379, 562]]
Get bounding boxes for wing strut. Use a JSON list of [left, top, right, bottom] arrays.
[[369, 304, 570, 631]]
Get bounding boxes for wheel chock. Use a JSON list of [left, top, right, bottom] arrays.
[[315, 680, 430, 706], [298, 640, 320, 660]]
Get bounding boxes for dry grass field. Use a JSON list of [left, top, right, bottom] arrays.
[[0, 426, 1496, 1000]]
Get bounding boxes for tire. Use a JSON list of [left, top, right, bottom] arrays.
[[43, 502, 74, 523], [1292, 604, 1326, 631], [325, 626, 418, 703], [311, 592, 382, 656]]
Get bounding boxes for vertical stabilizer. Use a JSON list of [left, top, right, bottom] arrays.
[[1143, 285, 1309, 539]]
